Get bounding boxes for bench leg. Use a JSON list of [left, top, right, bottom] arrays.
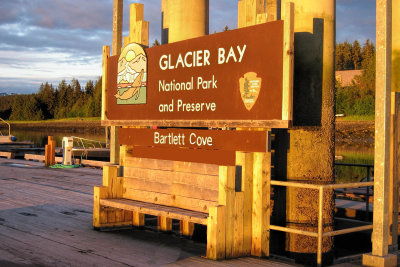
[[207, 206, 226, 260], [133, 212, 145, 226], [93, 186, 109, 227], [158, 216, 172, 231], [93, 185, 133, 229], [180, 221, 194, 236]]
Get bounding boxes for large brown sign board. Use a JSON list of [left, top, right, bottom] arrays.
[[103, 20, 292, 128], [119, 128, 269, 151], [119, 128, 270, 165]]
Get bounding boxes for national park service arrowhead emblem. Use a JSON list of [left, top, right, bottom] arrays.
[[239, 72, 262, 111]]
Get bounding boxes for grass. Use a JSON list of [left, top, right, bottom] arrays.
[[336, 114, 375, 121]]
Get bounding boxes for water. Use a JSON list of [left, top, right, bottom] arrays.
[[335, 145, 374, 184], [11, 130, 106, 148]]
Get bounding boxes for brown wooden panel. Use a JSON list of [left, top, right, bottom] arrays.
[[122, 188, 217, 213], [123, 177, 172, 194], [129, 146, 236, 166], [123, 156, 220, 175], [123, 177, 218, 202], [170, 183, 219, 202], [119, 128, 268, 152], [105, 21, 287, 128], [123, 167, 219, 190]]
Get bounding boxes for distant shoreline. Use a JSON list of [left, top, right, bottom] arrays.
[[1, 120, 104, 134]]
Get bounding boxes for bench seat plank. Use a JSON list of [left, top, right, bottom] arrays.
[[100, 198, 209, 225]]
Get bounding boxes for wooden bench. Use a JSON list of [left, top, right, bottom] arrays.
[[94, 149, 243, 260], [93, 128, 272, 260]]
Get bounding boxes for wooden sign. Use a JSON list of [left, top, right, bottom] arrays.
[[119, 128, 269, 152], [119, 128, 270, 165], [103, 20, 293, 128]]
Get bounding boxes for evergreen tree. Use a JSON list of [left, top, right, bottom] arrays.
[[361, 39, 375, 69], [85, 80, 94, 98], [10, 95, 44, 121], [335, 42, 344, 70], [342, 41, 354, 70], [37, 82, 56, 119], [352, 40, 362, 70], [152, 39, 160, 46], [71, 78, 83, 103]]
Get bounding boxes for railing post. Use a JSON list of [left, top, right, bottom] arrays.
[[366, 166, 371, 221], [317, 186, 324, 266]]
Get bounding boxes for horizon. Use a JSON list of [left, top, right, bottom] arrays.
[[0, 0, 376, 94]]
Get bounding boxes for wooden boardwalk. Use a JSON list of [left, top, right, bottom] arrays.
[[0, 158, 300, 267]]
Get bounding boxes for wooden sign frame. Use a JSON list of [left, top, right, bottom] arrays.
[[119, 128, 271, 165], [101, 9, 294, 129]]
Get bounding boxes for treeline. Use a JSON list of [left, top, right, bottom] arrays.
[[336, 40, 375, 71], [335, 40, 376, 117], [0, 78, 102, 121]]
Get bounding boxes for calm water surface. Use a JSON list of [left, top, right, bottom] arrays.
[[12, 130, 106, 148], [335, 145, 374, 183]]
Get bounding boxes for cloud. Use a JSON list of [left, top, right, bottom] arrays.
[[0, 0, 376, 94]]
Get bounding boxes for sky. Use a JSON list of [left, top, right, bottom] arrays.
[[0, 0, 376, 94]]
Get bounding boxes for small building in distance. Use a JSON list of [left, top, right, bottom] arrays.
[[335, 70, 363, 87]]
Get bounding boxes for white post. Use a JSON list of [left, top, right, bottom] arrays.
[[363, 1, 397, 265]]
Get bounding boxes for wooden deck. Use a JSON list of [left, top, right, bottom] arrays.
[[0, 157, 300, 267]]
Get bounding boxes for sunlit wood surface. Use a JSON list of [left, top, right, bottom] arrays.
[[0, 158, 297, 267]]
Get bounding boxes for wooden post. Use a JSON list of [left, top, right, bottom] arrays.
[[127, 4, 149, 47], [372, 0, 391, 257], [389, 92, 400, 250], [236, 152, 254, 255], [266, 0, 278, 22], [282, 2, 294, 122], [45, 136, 55, 167], [389, 0, 400, 251], [112, 0, 123, 55], [93, 186, 108, 228], [109, 0, 123, 165], [233, 192, 244, 257], [218, 165, 236, 258], [238, 0, 268, 28], [207, 206, 226, 260], [363, 0, 397, 266], [251, 150, 271, 257], [101, 46, 110, 121]]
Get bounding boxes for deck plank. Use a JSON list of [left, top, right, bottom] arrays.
[[0, 157, 356, 267]]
